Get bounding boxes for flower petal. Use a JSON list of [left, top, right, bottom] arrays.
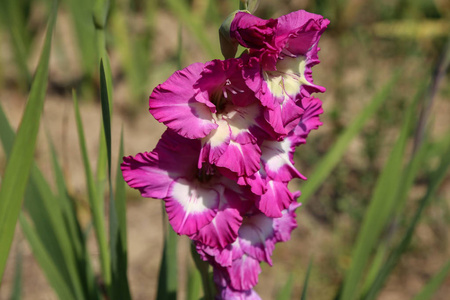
[[256, 180, 295, 218], [121, 130, 201, 199], [276, 10, 329, 57], [189, 206, 242, 248], [189, 188, 243, 248], [223, 255, 262, 291], [165, 178, 220, 235], [149, 62, 217, 139], [121, 152, 172, 199], [238, 213, 276, 265], [260, 138, 305, 182], [216, 141, 261, 177]]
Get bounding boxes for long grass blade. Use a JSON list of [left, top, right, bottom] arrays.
[[109, 127, 131, 299], [0, 1, 57, 282], [9, 246, 22, 300], [186, 263, 202, 300], [412, 260, 450, 300], [339, 79, 416, 300], [362, 136, 450, 300], [300, 71, 401, 204], [61, 0, 97, 74], [73, 89, 110, 289], [277, 274, 294, 300], [100, 62, 132, 299], [0, 98, 91, 299], [301, 260, 313, 300], [157, 218, 179, 300], [47, 133, 84, 259], [0, 0, 31, 87], [19, 214, 76, 300]]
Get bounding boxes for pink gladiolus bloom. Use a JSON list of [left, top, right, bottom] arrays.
[[122, 7, 328, 298], [121, 130, 252, 248], [149, 59, 277, 178], [231, 10, 329, 136], [196, 202, 301, 293]]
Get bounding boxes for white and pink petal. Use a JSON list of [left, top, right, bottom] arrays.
[[260, 138, 305, 182], [256, 180, 295, 218], [165, 178, 220, 235], [149, 62, 217, 139]]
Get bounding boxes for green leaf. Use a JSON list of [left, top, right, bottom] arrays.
[[115, 128, 127, 252], [102, 65, 131, 298], [187, 263, 202, 300], [61, 0, 96, 74], [110, 127, 130, 300], [190, 241, 216, 300], [301, 260, 313, 300], [0, 99, 83, 298], [0, 0, 32, 87], [0, 0, 57, 282], [412, 260, 450, 300], [73, 89, 111, 287], [47, 133, 84, 260], [277, 274, 294, 300], [300, 71, 401, 204], [339, 77, 416, 300], [100, 60, 112, 178], [360, 79, 428, 295], [9, 246, 22, 300], [362, 136, 450, 300], [157, 216, 178, 300], [19, 214, 76, 300]]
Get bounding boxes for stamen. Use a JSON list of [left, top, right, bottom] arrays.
[[197, 163, 215, 182]]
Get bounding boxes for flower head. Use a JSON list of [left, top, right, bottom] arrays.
[[123, 8, 328, 298]]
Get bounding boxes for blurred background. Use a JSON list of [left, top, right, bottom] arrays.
[[0, 0, 449, 299]]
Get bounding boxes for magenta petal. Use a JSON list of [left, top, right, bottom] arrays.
[[256, 180, 294, 218], [282, 97, 306, 133], [216, 141, 261, 177], [149, 62, 217, 139], [195, 59, 257, 108], [276, 10, 330, 56], [226, 255, 262, 291], [273, 202, 301, 242], [217, 286, 262, 300], [260, 138, 306, 182], [291, 97, 323, 145], [230, 12, 277, 51], [121, 130, 201, 199], [199, 119, 231, 168], [165, 178, 220, 235], [121, 152, 173, 199], [189, 205, 242, 248], [238, 214, 276, 265]]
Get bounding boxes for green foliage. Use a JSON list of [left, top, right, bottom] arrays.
[[0, 0, 57, 282], [300, 71, 401, 204], [0, 0, 449, 299], [156, 221, 178, 300], [277, 274, 294, 300], [301, 260, 313, 300]]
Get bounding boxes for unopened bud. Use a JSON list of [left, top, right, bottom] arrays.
[[219, 11, 240, 59]]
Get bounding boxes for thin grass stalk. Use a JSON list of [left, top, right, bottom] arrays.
[[300, 71, 401, 204], [413, 35, 450, 153], [73, 89, 111, 290], [156, 205, 178, 300], [362, 137, 450, 300]]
